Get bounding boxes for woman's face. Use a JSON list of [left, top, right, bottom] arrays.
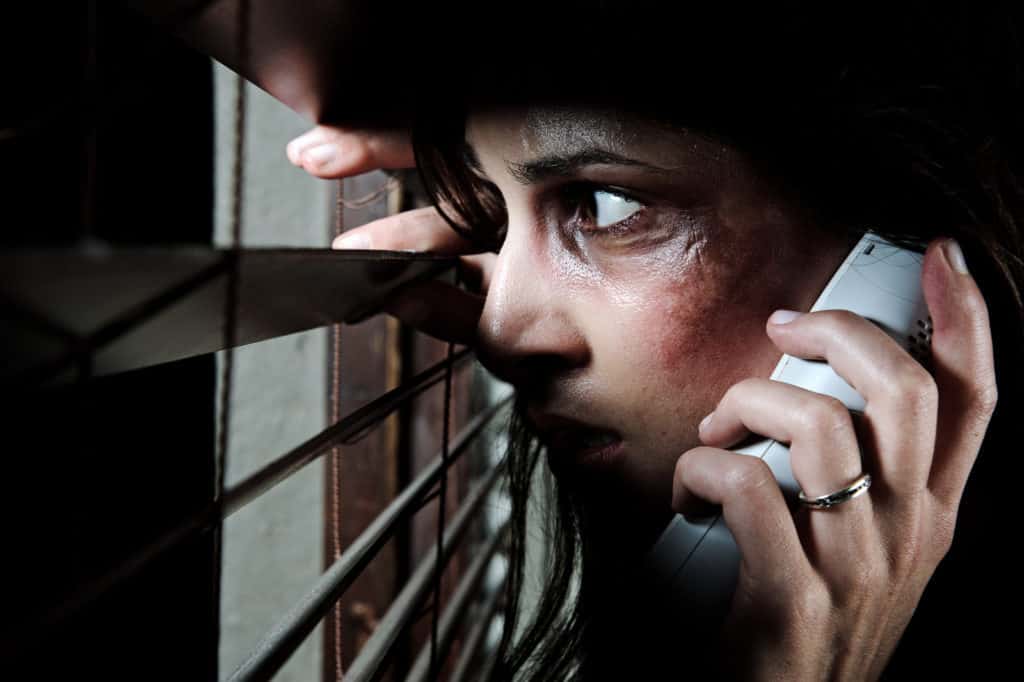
[[466, 106, 857, 532]]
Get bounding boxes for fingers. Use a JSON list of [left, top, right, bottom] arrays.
[[761, 237, 999, 519], [286, 125, 414, 178], [919, 238, 998, 510], [334, 205, 495, 290], [460, 253, 496, 295], [672, 237, 997, 678], [699, 378, 869, 509], [697, 377, 877, 583], [285, 125, 498, 345], [764, 306, 937, 505], [672, 447, 813, 587], [333, 206, 479, 255], [332, 205, 493, 344], [382, 282, 484, 345]]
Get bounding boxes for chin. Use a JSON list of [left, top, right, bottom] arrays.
[[546, 440, 672, 520], [545, 437, 627, 483]]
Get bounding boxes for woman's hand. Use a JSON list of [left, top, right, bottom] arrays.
[[286, 125, 494, 344], [671, 238, 998, 680]]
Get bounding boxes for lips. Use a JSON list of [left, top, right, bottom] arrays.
[[525, 410, 624, 465]]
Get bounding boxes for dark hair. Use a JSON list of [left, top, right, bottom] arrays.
[[413, 4, 1023, 678]]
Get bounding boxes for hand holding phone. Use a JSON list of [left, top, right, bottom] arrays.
[[638, 231, 997, 678]]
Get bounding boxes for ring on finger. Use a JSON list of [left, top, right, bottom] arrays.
[[798, 473, 873, 510]]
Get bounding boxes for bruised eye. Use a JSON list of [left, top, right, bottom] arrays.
[[563, 184, 645, 232]]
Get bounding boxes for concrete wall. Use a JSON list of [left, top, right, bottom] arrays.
[[213, 64, 329, 681]]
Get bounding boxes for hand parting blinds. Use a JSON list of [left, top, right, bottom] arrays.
[[2, 2, 513, 680]]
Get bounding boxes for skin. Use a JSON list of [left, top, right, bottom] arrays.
[[286, 110, 998, 679], [461, 106, 860, 556]]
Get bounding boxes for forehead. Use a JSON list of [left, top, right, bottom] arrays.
[[520, 107, 634, 154], [466, 105, 732, 168]]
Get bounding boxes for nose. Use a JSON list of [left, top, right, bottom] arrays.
[[474, 226, 590, 390]]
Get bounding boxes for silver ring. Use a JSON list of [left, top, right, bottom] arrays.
[[798, 473, 872, 510]]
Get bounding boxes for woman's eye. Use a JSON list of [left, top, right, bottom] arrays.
[[593, 190, 642, 228], [564, 185, 645, 232]]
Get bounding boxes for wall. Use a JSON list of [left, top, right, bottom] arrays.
[[214, 64, 328, 681]]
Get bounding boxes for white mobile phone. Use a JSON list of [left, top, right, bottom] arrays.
[[640, 229, 931, 626]]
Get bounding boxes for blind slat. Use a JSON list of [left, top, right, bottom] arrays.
[[227, 396, 511, 682], [340, 459, 507, 682], [12, 350, 477, 665], [449, 559, 507, 682], [406, 521, 509, 682], [1, 248, 455, 385]]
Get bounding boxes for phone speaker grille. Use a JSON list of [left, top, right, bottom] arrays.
[[907, 315, 933, 365]]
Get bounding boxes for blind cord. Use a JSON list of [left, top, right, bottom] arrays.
[[428, 265, 462, 681], [338, 171, 401, 209], [330, 179, 347, 680], [213, 0, 249, 675]]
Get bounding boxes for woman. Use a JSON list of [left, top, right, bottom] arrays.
[[287, 5, 1019, 678]]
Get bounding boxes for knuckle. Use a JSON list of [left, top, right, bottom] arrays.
[[673, 448, 705, 489], [724, 458, 775, 498], [718, 379, 746, 407], [853, 558, 887, 595], [969, 381, 999, 419], [889, 361, 938, 415], [817, 309, 864, 339], [827, 308, 863, 329], [365, 130, 407, 164], [911, 364, 939, 404], [885, 508, 933, 576], [803, 394, 852, 436], [720, 377, 765, 410], [673, 450, 690, 484], [672, 449, 712, 515], [833, 559, 887, 613], [927, 501, 958, 562], [891, 536, 925, 579], [344, 138, 374, 170], [931, 519, 956, 563], [794, 393, 851, 440], [789, 579, 832, 626]]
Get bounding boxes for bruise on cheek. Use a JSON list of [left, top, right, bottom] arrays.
[[649, 232, 786, 393], [646, 221, 857, 417], [650, 286, 718, 372]]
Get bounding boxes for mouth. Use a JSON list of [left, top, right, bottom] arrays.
[[525, 411, 625, 468]]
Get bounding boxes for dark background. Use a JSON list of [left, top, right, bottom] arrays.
[[2, 3, 216, 680]]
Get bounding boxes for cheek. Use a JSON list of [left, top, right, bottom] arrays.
[[586, 222, 849, 420], [631, 265, 789, 430], [648, 270, 778, 378], [649, 294, 715, 372], [639, 231, 852, 409], [600, 225, 784, 378]]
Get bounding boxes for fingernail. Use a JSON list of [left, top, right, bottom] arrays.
[[286, 133, 315, 164], [333, 231, 371, 250], [304, 144, 337, 168], [698, 412, 713, 433], [769, 309, 802, 325], [944, 238, 969, 275], [285, 141, 301, 165]]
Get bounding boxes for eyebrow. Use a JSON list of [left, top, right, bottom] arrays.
[[462, 142, 673, 185]]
